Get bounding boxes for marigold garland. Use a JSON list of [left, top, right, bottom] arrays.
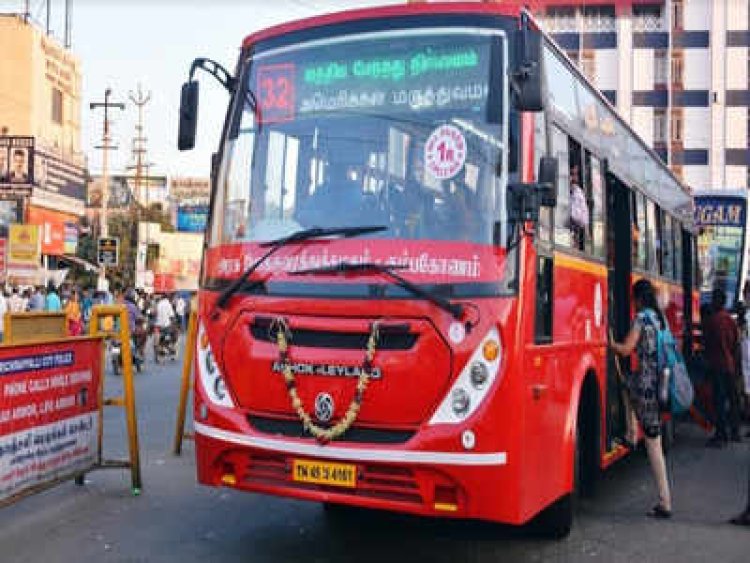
[[272, 317, 380, 444]]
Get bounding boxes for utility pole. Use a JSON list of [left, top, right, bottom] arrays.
[[128, 84, 152, 205], [90, 88, 125, 292]]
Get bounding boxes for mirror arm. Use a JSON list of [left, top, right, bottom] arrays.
[[189, 58, 236, 93]]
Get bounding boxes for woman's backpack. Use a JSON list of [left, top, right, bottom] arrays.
[[643, 309, 694, 415]]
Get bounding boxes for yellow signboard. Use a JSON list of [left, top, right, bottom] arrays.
[[8, 224, 41, 268]]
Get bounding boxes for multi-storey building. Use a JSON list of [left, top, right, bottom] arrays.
[[410, 0, 749, 193], [0, 14, 87, 276]]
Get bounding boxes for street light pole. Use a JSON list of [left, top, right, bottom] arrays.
[[90, 88, 125, 291]]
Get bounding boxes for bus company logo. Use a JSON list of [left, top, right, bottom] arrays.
[[314, 393, 334, 423], [271, 361, 382, 380]]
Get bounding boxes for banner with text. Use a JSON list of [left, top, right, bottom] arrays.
[[0, 339, 102, 503]]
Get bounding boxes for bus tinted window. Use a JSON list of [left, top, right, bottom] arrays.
[[535, 112, 553, 245], [662, 213, 674, 279], [646, 199, 659, 274], [633, 192, 647, 270], [589, 153, 605, 259], [552, 126, 571, 248]]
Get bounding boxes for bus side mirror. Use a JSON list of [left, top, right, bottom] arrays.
[[178, 81, 199, 151], [537, 156, 558, 207], [512, 28, 543, 112]]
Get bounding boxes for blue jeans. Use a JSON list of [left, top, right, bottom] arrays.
[[711, 371, 741, 439]]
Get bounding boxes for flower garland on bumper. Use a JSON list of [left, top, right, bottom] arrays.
[[272, 317, 380, 444]]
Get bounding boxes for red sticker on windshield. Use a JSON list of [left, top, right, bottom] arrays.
[[424, 124, 466, 180], [257, 64, 296, 123]]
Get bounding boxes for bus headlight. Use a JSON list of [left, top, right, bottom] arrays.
[[451, 388, 470, 415], [429, 328, 503, 425], [197, 323, 234, 407]]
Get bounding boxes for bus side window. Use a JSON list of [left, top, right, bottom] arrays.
[[535, 112, 553, 245], [634, 193, 647, 270], [589, 154, 605, 259], [661, 212, 674, 279], [646, 200, 660, 275], [552, 126, 571, 248], [568, 138, 587, 252]]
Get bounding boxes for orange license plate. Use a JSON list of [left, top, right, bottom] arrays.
[[292, 459, 357, 488]]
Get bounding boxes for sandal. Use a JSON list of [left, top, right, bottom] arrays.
[[646, 505, 672, 519]]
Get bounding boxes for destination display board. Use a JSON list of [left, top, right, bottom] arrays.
[[254, 34, 495, 123], [695, 196, 745, 227]]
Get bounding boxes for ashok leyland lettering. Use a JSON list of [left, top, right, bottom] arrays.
[[177, 3, 695, 538]]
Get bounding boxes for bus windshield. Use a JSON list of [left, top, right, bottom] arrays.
[[211, 28, 507, 248]]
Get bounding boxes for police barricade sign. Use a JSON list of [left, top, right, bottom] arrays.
[[0, 338, 101, 504]]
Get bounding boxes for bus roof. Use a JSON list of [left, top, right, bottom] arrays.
[[241, 2, 526, 50]]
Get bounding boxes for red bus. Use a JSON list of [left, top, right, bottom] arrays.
[[177, 2, 696, 537]]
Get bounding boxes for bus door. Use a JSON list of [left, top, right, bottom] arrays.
[[604, 172, 632, 450]]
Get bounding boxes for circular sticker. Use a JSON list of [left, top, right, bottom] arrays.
[[424, 124, 467, 180], [449, 321, 466, 344]]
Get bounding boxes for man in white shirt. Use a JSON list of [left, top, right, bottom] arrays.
[[155, 294, 176, 329]]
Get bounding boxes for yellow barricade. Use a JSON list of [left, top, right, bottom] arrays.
[[4, 311, 68, 344], [87, 305, 142, 493], [173, 310, 198, 455]]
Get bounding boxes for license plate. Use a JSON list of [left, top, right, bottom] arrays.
[[292, 459, 357, 488]]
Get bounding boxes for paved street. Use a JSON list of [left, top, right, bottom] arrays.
[[0, 344, 748, 563]]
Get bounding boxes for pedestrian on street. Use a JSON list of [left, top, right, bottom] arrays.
[[610, 278, 672, 519], [28, 286, 45, 311], [7, 287, 24, 314], [703, 288, 742, 446], [45, 283, 62, 312], [64, 289, 83, 336]]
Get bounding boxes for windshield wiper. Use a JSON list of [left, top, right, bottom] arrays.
[[214, 225, 387, 310], [290, 262, 464, 320]]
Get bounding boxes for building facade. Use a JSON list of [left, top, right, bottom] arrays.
[[0, 14, 87, 279], [410, 0, 749, 193]]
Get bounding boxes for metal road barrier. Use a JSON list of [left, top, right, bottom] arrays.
[[173, 310, 198, 456], [0, 305, 142, 508], [87, 305, 142, 493]]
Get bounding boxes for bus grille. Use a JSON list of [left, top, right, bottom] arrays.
[[244, 452, 423, 505], [248, 416, 415, 445], [250, 317, 417, 350]]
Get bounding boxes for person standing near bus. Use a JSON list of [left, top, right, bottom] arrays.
[[703, 288, 741, 446], [610, 279, 672, 518]]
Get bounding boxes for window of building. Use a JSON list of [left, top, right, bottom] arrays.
[[671, 53, 684, 84], [672, 0, 684, 30], [633, 4, 665, 32], [671, 110, 684, 143], [546, 7, 577, 33], [581, 6, 616, 32], [654, 109, 668, 144], [51, 88, 63, 125], [580, 51, 596, 83], [654, 50, 668, 86]]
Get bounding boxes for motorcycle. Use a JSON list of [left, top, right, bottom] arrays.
[[154, 323, 179, 363], [110, 338, 144, 375]]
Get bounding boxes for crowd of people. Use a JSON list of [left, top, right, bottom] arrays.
[[0, 281, 192, 350]]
